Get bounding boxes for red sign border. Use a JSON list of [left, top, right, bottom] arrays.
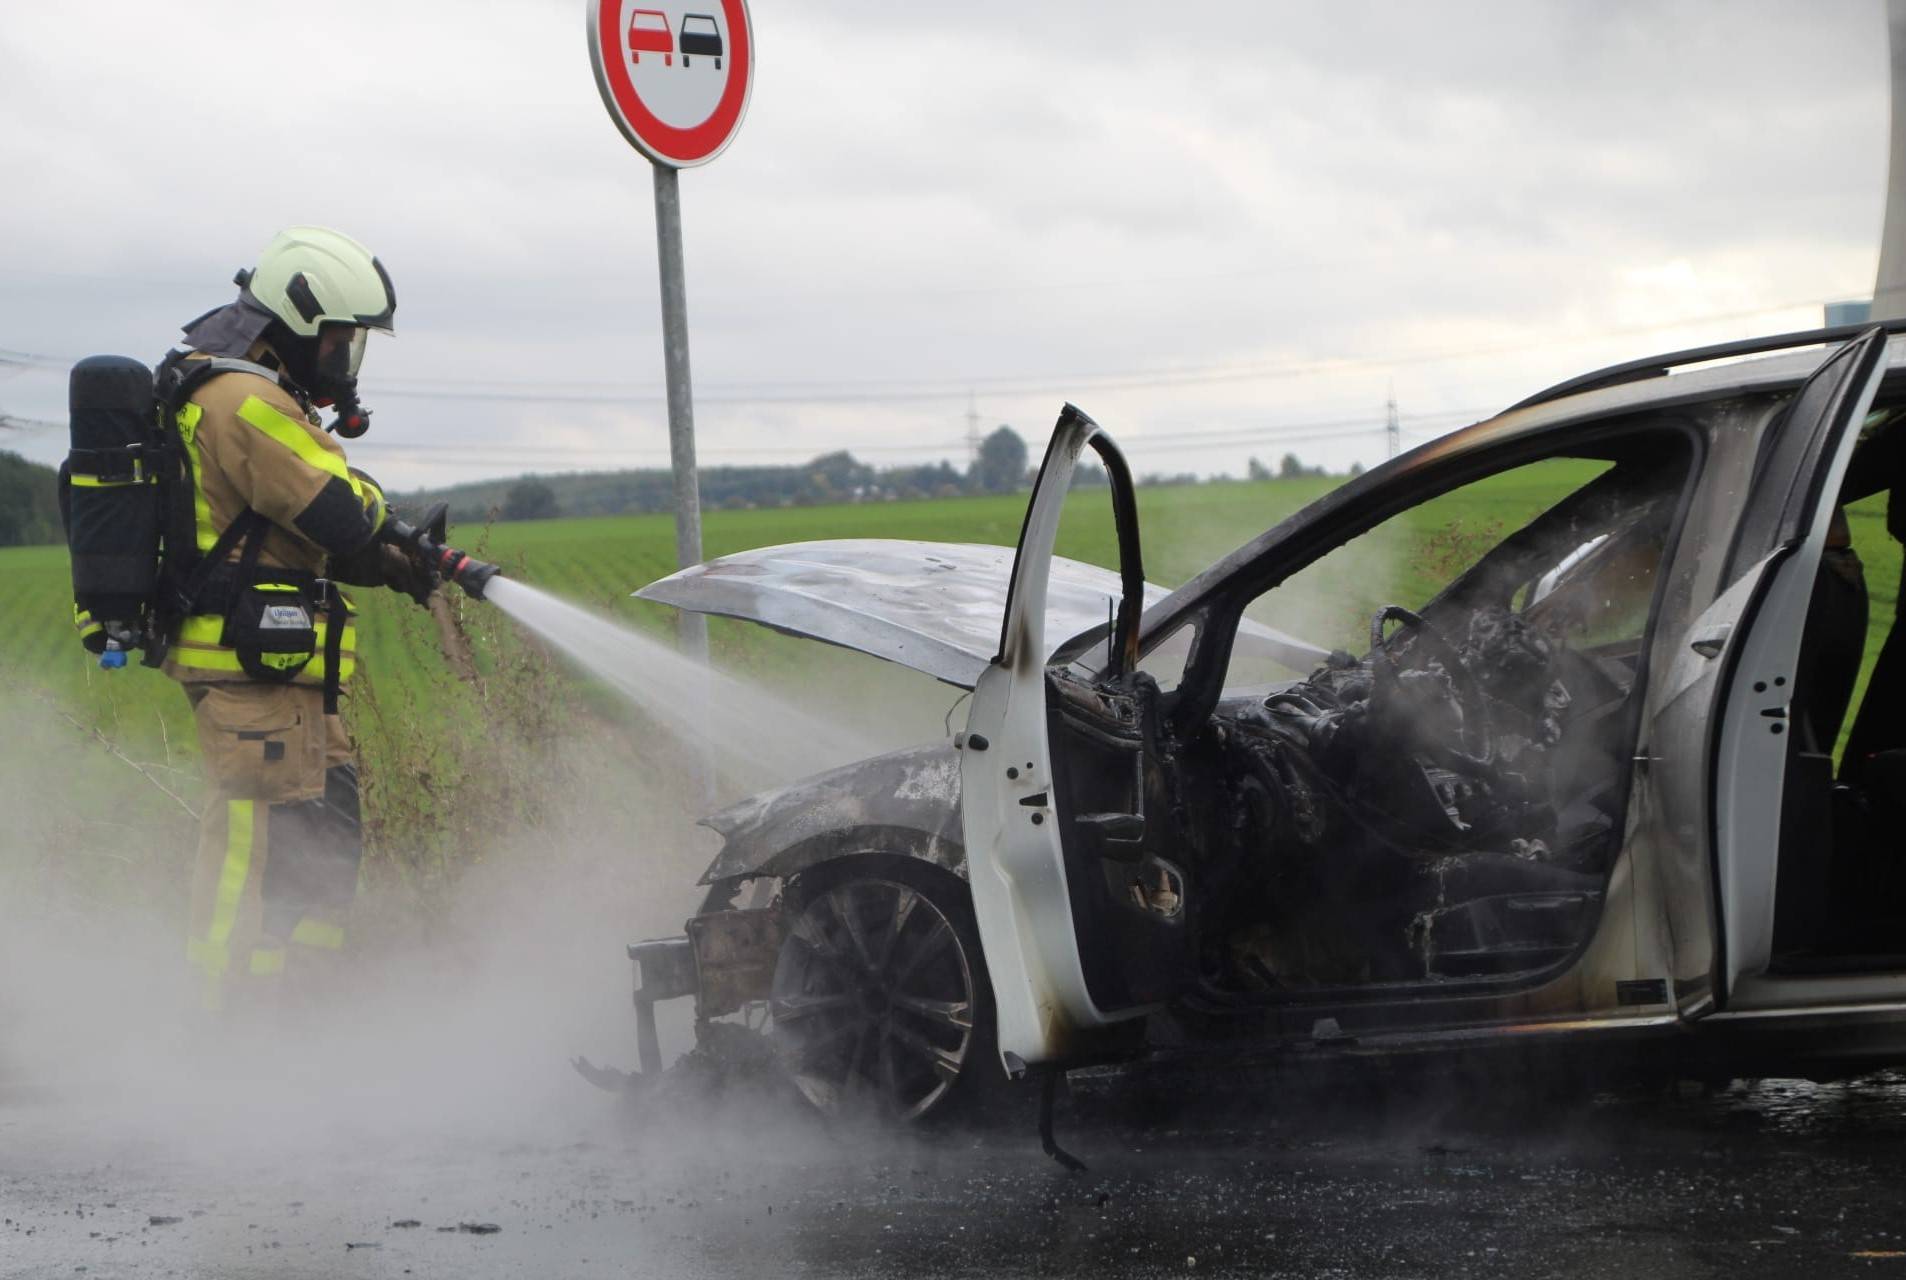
[[589, 0, 753, 168]]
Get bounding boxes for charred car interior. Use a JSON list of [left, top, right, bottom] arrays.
[[1044, 428, 1697, 1010]]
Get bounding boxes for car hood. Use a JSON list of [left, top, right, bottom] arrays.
[[635, 538, 1326, 688]]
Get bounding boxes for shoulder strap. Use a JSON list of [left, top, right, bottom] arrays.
[[152, 350, 276, 622], [155, 351, 286, 415], [170, 510, 268, 619]]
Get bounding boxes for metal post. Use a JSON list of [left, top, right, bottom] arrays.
[[651, 162, 709, 662], [1879, 2, 1906, 319]]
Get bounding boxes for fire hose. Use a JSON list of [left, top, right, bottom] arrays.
[[377, 502, 501, 601]]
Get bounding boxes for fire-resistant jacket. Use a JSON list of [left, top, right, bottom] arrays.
[[161, 357, 386, 685]]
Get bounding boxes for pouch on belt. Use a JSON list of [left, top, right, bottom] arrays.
[[190, 683, 327, 803]]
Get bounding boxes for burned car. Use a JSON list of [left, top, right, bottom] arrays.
[[619, 323, 1906, 1125]]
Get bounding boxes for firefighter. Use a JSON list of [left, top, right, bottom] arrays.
[[163, 226, 431, 1013]]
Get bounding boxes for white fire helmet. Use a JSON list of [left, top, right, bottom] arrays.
[[237, 226, 396, 345]]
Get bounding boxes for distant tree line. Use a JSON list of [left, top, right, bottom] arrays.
[[417, 425, 1040, 524], [408, 429, 1353, 525], [1249, 452, 1334, 481], [0, 450, 61, 546]]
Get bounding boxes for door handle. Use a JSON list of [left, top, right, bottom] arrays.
[[1689, 623, 1732, 659]]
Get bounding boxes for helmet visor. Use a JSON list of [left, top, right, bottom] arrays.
[[316, 323, 369, 383]]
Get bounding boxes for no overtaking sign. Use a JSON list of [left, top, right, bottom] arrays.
[[588, 0, 753, 168], [583, 0, 753, 709]]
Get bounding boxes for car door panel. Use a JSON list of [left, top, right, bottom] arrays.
[[1642, 549, 1783, 1011], [960, 405, 1179, 1070], [1714, 328, 1888, 1008]]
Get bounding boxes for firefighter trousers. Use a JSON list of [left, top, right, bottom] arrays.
[[182, 681, 360, 1011]]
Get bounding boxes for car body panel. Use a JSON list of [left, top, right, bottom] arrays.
[[679, 13, 723, 56], [1131, 337, 1906, 653], [627, 8, 673, 56], [1714, 329, 1889, 1008], [960, 407, 1166, 1067], [636, 538, 1325, 690], [697, 742, 963, 886]]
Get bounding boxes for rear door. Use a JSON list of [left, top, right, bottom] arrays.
[[1713, 327, 1889, 1009], [959, 405, 1188, 1070]]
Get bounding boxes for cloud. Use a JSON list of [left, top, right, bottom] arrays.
[[0, 0, 1890, 486]]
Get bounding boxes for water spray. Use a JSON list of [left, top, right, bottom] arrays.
[[379, 502, 502, 601]]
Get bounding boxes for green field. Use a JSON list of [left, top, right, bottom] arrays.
[[2, 471, 1897, 928], [0, 476, 1347, 785]]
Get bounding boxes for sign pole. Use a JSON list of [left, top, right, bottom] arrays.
[[588, 0, 750, 668], [650, 161, 709, 662]]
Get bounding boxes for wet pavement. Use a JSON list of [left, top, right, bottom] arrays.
[[9, 1064, 1906, 1279]]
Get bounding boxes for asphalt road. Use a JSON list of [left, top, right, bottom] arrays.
[[9, 1055, 1906, 1280]]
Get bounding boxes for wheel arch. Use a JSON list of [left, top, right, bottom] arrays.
[[696, 743, 964, 887], [754, 824, 968, 893]]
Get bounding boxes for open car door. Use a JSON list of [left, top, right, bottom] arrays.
[[959, 405, 1190, 1071], [1713, 327, 1889, 1009]]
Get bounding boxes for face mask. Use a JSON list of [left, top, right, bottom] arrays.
[[315, 324, 372, 437], [316, 324, 367, 385]]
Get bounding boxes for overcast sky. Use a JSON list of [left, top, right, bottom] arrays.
[[0, 0, 1893, 490]]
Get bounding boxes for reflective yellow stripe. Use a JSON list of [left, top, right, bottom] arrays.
[[249, 947, 286, 976], [291, 919, 345, 950], [68, 472, 143, 488], [73, 605, 102, 639], [172, 613, 356, 682], [177, 613, 358, 647], [236, 396, 359, 495], [169, 644, 245, 672], [357, 475, 387, 534], [191, 800, 255, 981], [170, 647, 357, 682], [177, 615, 224, 645], [176, 403, 217, 553], [208, 800, 254, 954]]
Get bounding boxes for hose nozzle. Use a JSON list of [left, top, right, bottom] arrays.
[[433, 544, 501, 600], [379, 502, 501, 601]]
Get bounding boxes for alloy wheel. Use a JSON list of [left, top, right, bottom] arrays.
[[769, 876, 977, 1122]]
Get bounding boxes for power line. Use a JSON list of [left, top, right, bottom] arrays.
[[352, 437, 973, 461], [351, 405, 1484, 472], [0, 409, 60, 433], [0, 293, 1862, 411], [0, 347, 66, 370], [287, 294, 1888, 404]]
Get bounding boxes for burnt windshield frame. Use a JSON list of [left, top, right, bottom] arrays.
[[1171, 413, 1708, 1012], [1170, 415, 1710, 731], [1725, 328, 1888, 583], [1415, 445, 1693, 628]]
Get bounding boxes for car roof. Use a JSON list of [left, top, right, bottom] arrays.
[[1134, 325, 1905, 645]]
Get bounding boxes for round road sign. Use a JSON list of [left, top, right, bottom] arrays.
[[588, 0, 753, 168]]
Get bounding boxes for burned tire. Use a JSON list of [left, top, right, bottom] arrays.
[[770, 856, 998, 1125]]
